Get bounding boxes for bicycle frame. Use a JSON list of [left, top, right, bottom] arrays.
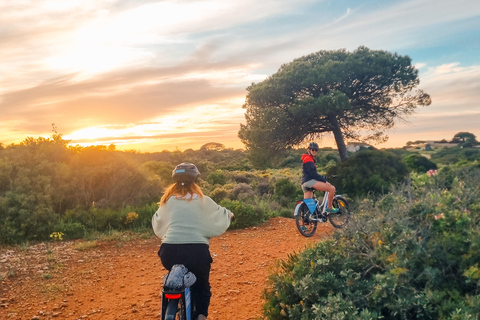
[[294, 191, 329, 222]]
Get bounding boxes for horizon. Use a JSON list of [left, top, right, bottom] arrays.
[[2, 130, 475, 153], [1, 0, 479, 153]]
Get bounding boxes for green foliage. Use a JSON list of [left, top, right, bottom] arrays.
[[264, 167, 480, 319], [239, 46, 431, 165], [402, 153, 437, 173], [206, 170, 228, 185], [431, 147, 480, 166], [209, 187, 229, 203], [220, 199, 268, 229], [327, 149, 409, 198], [274, 178, 302, 206], [53, 221, 86, 240], [0, 134, 163, 243]]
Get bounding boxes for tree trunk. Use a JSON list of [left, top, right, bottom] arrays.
[[328, 113, 348, 161]]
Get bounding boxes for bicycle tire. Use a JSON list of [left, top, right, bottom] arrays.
[[329, 197, 350, 228], [295, 202, 317, 237]]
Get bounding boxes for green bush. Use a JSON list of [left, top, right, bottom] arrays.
[[220, 199, 268, 229], [64, 207, 125, 231], [54, 221, 86, 239], [402, 153, 437, 173], [206, 170, 227, 185], [327, 149, 409, 198], [263, 167, 480, 319], [274, 178, 302, 206], [209, 187, 229, 203]]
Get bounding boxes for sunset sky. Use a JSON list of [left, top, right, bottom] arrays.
[[1, 0, 479, 152]]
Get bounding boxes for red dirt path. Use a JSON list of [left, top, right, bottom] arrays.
[[0, 218, 333, 320]]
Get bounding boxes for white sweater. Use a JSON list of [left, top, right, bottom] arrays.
[[152, 195, 232, 245]]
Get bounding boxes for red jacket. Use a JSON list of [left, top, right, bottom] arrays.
[[301, 154, 326, 184]]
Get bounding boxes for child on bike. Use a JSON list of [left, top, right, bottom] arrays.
[[301, 142, 338, 213], [152, 162, 234, 320]]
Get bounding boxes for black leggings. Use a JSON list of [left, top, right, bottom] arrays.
[[158, 243, 213, 318]]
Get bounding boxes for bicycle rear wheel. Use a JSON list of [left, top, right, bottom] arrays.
[[295, 203, 317, 237], [165, 298, 186, 320], [329, 197, 350, 228]]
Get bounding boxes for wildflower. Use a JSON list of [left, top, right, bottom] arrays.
[[49, 231, 64, 241], [427, 169, 438, 177], [434, 213, 445, 220], [125, 212, 139, 224]]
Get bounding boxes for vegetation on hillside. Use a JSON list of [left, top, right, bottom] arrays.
[[1, 130, 479, 244]]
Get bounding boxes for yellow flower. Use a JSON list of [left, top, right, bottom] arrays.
[[49, 232, 64, 241], [125, 212, 139, 224]]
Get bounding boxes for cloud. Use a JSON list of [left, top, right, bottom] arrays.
[[1, 0, 479, 151]]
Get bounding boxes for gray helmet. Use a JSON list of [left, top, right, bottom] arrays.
[[308, 142, 319, 150], [172, 162, 201, 183]]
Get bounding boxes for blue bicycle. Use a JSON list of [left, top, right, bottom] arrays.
[[294, 188, 350, 237], [161, 264, 196, 320]]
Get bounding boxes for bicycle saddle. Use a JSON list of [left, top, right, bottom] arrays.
[[163, 264, 197, 289]]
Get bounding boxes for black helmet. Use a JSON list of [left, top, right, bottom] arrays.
[[308, 142, 319, 150], [172, 162, 201, 183]]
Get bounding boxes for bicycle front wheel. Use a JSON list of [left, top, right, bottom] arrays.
[[329, 197, 350, 228], [295, 203, 317, 237]]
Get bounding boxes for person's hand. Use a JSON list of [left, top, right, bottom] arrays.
[[230, 213, 235, 222]]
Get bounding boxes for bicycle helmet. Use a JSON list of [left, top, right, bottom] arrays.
[[172, 162, 201, 184], [308, 142, 319, 150]]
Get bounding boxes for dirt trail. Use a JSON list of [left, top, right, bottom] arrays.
[[0, 218, 333, 320]]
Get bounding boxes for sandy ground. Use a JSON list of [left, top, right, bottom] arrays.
[[0, 217, 333, 320]]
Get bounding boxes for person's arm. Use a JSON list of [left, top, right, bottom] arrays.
[[201, 196, 233, 237], [304, 161, 327, 182], [151, 206, 169, 238]]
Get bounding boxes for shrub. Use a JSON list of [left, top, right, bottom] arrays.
[[231, 183, 255, 200], [263, 167, 480, 319], [209, 187, 229, 203], [53, 221, 85, 240], [206, 170, 227, 185], [327, 149, 408, 198], [274, 178, 301, 206], [402, 153, 437, 173], [233, 174, 249, 183], [257, 180, 271, 196], [220, 199, 268, 229]]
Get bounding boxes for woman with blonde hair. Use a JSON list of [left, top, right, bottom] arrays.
[[152, 162, 234, 320]]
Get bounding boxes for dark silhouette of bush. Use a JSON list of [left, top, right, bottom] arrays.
[[402, 153, 437, 173]]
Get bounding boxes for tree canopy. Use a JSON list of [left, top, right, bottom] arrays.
[[239, 46, 431, 164]]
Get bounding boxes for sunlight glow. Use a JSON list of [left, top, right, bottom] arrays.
[[64, 97, 246, 151]]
